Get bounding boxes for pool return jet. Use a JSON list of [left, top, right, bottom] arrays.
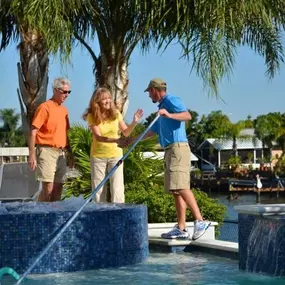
[[0, 114, 160, 285]]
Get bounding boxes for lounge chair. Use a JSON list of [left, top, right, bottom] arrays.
[[0, 162, 41, 202]]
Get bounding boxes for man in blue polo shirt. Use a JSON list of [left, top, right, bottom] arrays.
[[143, 78, 210, 240]]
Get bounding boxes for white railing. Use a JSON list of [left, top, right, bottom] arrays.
[[0, 147, 29, 163]]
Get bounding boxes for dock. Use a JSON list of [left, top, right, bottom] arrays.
[[191, 173, 285, 202]]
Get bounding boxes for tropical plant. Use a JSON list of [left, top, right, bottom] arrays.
[[125, 183, 227, 236], [274, 155, 285, 175], [143, 112, 157, 129], [63, 123, 164, 199], [0, 108, 25, 146], [271, 113, 285, 172], [240, 115, 254, 128], [63, 124, 93, 198], [227, 121, 248, 156], [21, 0, 285, 117], [254, 114, 276, 151], [186, 110, 203, 151], [254, 112, 285, 171], [227, 155, 242, 171], [200, 111, 231, 140], [247, 152, 254, 164]]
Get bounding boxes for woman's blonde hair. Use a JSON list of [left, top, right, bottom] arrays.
[[83, 87, 118, 125]]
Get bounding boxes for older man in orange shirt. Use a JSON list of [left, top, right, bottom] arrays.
[[29, 77, 72, 202]]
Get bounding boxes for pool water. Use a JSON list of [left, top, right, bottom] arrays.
[[3, 252, 285, 285]]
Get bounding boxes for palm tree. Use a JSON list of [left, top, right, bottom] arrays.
[[0, 108, 20, 146], [201, 111, 232, 140], [0, 2, 48, 142], [274, 113, 285, 171], [0, 0, 89, 142], [254, 114, 275, 153], [60, 1, 285, 115], [2, 1, 285, 120], [186, 110, 202, 151], [226, 121, 248, 157], [254, 112, 285, 170]]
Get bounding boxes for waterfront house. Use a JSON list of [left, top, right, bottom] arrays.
[[197, 129, 270, 170]]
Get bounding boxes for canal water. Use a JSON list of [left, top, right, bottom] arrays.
[[207, 192, 285, 242]]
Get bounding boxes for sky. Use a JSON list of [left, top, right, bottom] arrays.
[[0, 40, 284, 125]]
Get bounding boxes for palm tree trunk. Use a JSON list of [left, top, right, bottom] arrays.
[[17, 27, 49, 143], [95, 53, 129, 117], [233, 136, 238, 156], [73, 34, 130, 117]]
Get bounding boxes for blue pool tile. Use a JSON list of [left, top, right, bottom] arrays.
[[0, 203, 148, 274]]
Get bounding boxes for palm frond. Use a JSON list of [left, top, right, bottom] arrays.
[[9, 0, 92, 59], [143, 0, 285, 95], [0, 0, 18, 50], [3, 0, 285, 98]]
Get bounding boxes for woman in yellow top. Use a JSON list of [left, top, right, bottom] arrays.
[[83, 87, 143, 203]]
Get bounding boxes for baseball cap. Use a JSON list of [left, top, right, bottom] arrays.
[[144, 78, 167, 92]]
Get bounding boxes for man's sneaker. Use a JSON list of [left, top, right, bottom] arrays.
[[161, 224, 189, 239], [192, 220, 211, 240]]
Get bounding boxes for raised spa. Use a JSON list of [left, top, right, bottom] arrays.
[[236, 204, 285, 277], [0, 199, 148, 274]]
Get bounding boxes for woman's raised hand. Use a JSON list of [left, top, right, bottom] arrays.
[[133, 109, 143, 123]]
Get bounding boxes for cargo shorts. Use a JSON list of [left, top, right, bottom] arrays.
[[164, 142, 191, 193], [36, 146, 67, 183]]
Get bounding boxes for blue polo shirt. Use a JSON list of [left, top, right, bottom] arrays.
[[150, 94, 188, 148]]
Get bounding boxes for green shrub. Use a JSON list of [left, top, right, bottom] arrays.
[[125, 182, 227, 237]]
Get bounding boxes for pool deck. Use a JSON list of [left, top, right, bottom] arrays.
[[148, 222, 238, 259], [149, 238, 238, 259]]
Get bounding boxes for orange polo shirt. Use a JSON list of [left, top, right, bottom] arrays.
[[32, 100, 69, 148]]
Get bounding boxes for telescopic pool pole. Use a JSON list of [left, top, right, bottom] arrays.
[[15, 114, 160, 284]]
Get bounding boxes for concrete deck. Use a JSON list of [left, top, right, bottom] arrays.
[[148, 222, 238, 259], [149, 237, 238, 259]]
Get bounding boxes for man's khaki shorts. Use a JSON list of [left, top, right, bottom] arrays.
[[164, 143, 191, 193], [36, 146, 67, 183]]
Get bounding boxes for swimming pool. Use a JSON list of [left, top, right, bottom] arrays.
[[3, 252, 285, 285]]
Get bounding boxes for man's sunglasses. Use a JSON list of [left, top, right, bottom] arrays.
[[57, 88, 71, 94]]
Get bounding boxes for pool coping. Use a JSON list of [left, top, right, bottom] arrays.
[[148, 238, 238, 259], [235, 204, 285, 216]]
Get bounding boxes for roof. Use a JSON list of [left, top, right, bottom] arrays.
[[143, 151, 198, 161], [198, 138, 264, 151]]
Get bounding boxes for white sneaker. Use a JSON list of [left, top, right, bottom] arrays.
[[192, 220, 211, 240], [161, 224, 189, 239]]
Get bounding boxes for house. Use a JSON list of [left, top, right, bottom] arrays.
[[197, 134, 270, 170]]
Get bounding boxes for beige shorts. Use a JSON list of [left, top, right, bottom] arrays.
[[164, 143, 191, 193], [36, 146, 67, 183]]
